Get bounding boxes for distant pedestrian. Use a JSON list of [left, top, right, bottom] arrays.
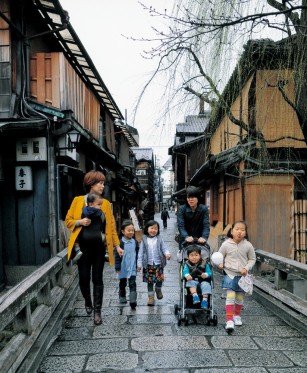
[[161, 207, 170, 228], [114, 219, 138, 310], [137, 220, 171, 306], [218, 221, 256, 333]]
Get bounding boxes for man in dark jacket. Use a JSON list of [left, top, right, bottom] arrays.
[[177, 186, 210, 249], [161, 207, 170, 228]]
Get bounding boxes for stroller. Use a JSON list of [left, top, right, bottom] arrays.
[[174, 241, 218, 326]]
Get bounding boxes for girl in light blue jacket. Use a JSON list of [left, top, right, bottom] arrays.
[[115, 220, 138, 310]]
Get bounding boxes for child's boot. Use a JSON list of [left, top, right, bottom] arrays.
[[130, 290, 137, 310], [155, 284, 163, 299], [147, 291, 155, 306], [119, 289, 127, 304]]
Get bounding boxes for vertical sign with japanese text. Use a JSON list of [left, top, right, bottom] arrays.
[[15, 166, 33, 191]]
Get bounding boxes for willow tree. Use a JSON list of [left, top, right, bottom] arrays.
[[139, 0, 307, 144]]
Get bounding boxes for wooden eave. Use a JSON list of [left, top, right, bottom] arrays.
[[114, 122, 138, 147], [32, 0, 123, 121], [172, 134, 208, 152], [189, 141, 256, 184]]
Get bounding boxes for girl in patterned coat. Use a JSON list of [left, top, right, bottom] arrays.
[[137, 220, 171, 306]]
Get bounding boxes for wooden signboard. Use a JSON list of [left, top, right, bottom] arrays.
[[129, 209, 143, 242]]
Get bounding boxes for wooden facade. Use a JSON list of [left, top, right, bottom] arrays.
[[30, 53, 100, 139], [186, 41, 307, 263], [208, 67, 306, 261], [215, 175, 294, 257], [210, 70, 306, 155], [0, 0, 144, 292]]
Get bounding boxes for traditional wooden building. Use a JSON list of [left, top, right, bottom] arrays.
[[131, 147, 155, 223], [0, 0, 142, 289], [189, 39, 307, 262], [170, 112, 210, 198]]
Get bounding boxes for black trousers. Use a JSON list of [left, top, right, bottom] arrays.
[[119, 276, 136, 296], [78, 244, 106, 290]]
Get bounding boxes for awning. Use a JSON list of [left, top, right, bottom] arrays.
[[0, 119, 47, 132], [190, 141, 256, 184], [116, 186, 138, 197], [171, 188, 186, 199]]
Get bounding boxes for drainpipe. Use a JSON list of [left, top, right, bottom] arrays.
[[48, 130, 57, 257], [223, 172, 227, 229], [56, 164, 81, 252]]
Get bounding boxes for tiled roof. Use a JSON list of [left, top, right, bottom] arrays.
[[176, 114, 209, 134], [163, 156, 172, 169], [130, 147, 154, 162]]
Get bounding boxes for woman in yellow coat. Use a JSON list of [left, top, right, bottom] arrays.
[[65, 170, 123, 325]]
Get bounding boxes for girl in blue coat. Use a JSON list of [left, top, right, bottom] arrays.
[[114, 220, 138, 310]]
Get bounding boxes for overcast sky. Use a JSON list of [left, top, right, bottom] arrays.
[[60, 0, 176, 166]]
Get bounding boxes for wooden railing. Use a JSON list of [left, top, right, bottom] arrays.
[[253, 249, 307, 335], [0, 249, 78, 373]]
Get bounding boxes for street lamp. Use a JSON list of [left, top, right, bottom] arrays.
[[57, 129, 80, 153], [56, 129, 81, 159], [65, 129, 80, 151]]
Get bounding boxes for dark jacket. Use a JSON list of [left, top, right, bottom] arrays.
[[161, 210, 170, 220], [177, 204, 210, 247]]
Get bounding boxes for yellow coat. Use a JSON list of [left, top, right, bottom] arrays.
[[65, 195, 120, 266]]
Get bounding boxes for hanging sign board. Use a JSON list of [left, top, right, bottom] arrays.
[[15, 166, 33, 191]]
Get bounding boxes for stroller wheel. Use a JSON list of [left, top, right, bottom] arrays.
[[177, 317, 182, 326], [174, 304, 179, 315], [184, 316, 189, 326], [213, 315, 218, 326], [205, 315, 211, 326]]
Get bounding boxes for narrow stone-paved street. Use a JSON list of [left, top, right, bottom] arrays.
[[38, 212, 307, 373]]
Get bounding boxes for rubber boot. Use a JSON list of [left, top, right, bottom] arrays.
[[147, 291, 155, 306], [80, 285, 93, 315], [129, 290, 137, 310], [155, 284, 163, 299], [93, 285, 103, 325], [119, 288, 127, 304]]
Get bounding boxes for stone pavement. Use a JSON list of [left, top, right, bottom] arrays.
[[38, 212, 307, 373]]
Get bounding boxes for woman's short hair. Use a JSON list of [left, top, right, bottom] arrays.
[[83, 170, 105, 193]]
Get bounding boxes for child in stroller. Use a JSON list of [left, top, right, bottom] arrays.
[[175, 241, 218, 326], [183, 245, 212, 309]]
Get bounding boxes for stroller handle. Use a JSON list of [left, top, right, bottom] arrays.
[[182, 239, 209, 248]]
